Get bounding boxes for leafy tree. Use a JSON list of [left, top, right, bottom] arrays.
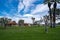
[[0, 18, 4, 26], [18, 19, 24, 26], [8, 19, 11, 22], [0, 17, 9, 28], [0, 17, 12, 28]]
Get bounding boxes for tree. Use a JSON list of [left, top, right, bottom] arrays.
[[34, 18, 43, 26], [44, 0, 60, 28], [50, 8, 60, 17], [18, 19, 24, 26], [31, 17, 35, 25], [4, 18, 8, 28], [44, 15, 49, 33], [44, 0, 60, 3], [52, 1, 57, 28], [8, 19, 11, 22], [0, 17, 9, 28], [39, 18, 43, 26], [0, 18, 4, 26], [51, 8, 60, 27], [48, 1, 52, 28], [56, 9, 60, 20]]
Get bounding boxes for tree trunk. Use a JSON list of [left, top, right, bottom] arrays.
[[33, 20, 34, 25], [52, 8, 56, 28], [49, 8, 53, 28]]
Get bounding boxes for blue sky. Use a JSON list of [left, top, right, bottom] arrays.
[[0, 0, 43, 16], [0, 0, 60, 23]]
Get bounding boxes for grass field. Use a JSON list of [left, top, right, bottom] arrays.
[[0, 26, 60, 40]]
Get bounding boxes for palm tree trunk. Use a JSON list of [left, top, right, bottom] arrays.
[[49, 8, 52, 28], [53, 8, 56, 28], [52, 1, 57, 28], [33, 20, 34, 25]]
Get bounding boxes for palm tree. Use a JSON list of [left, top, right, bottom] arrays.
[[48, 0, 57, 28], [48, 1, 52, 28], [31, 17, 35, 25], [44, 0, 60, 28], [44, 0, 60, 3]]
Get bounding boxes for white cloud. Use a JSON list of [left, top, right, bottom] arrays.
[[57, 3, 60, 8], [18, 0, 36, 13], [18, 1, 24, 13], [30, 3, 60, 16], [30, 4, 49, 15], [23, 0, 36, 13], [22, 18, 32, 23], [10, 16, 32, 24], [24, 14, 33, 17], [56, 20, 60, 23]]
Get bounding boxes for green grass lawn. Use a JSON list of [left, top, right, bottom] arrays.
[[0, 26, 60, 40]]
